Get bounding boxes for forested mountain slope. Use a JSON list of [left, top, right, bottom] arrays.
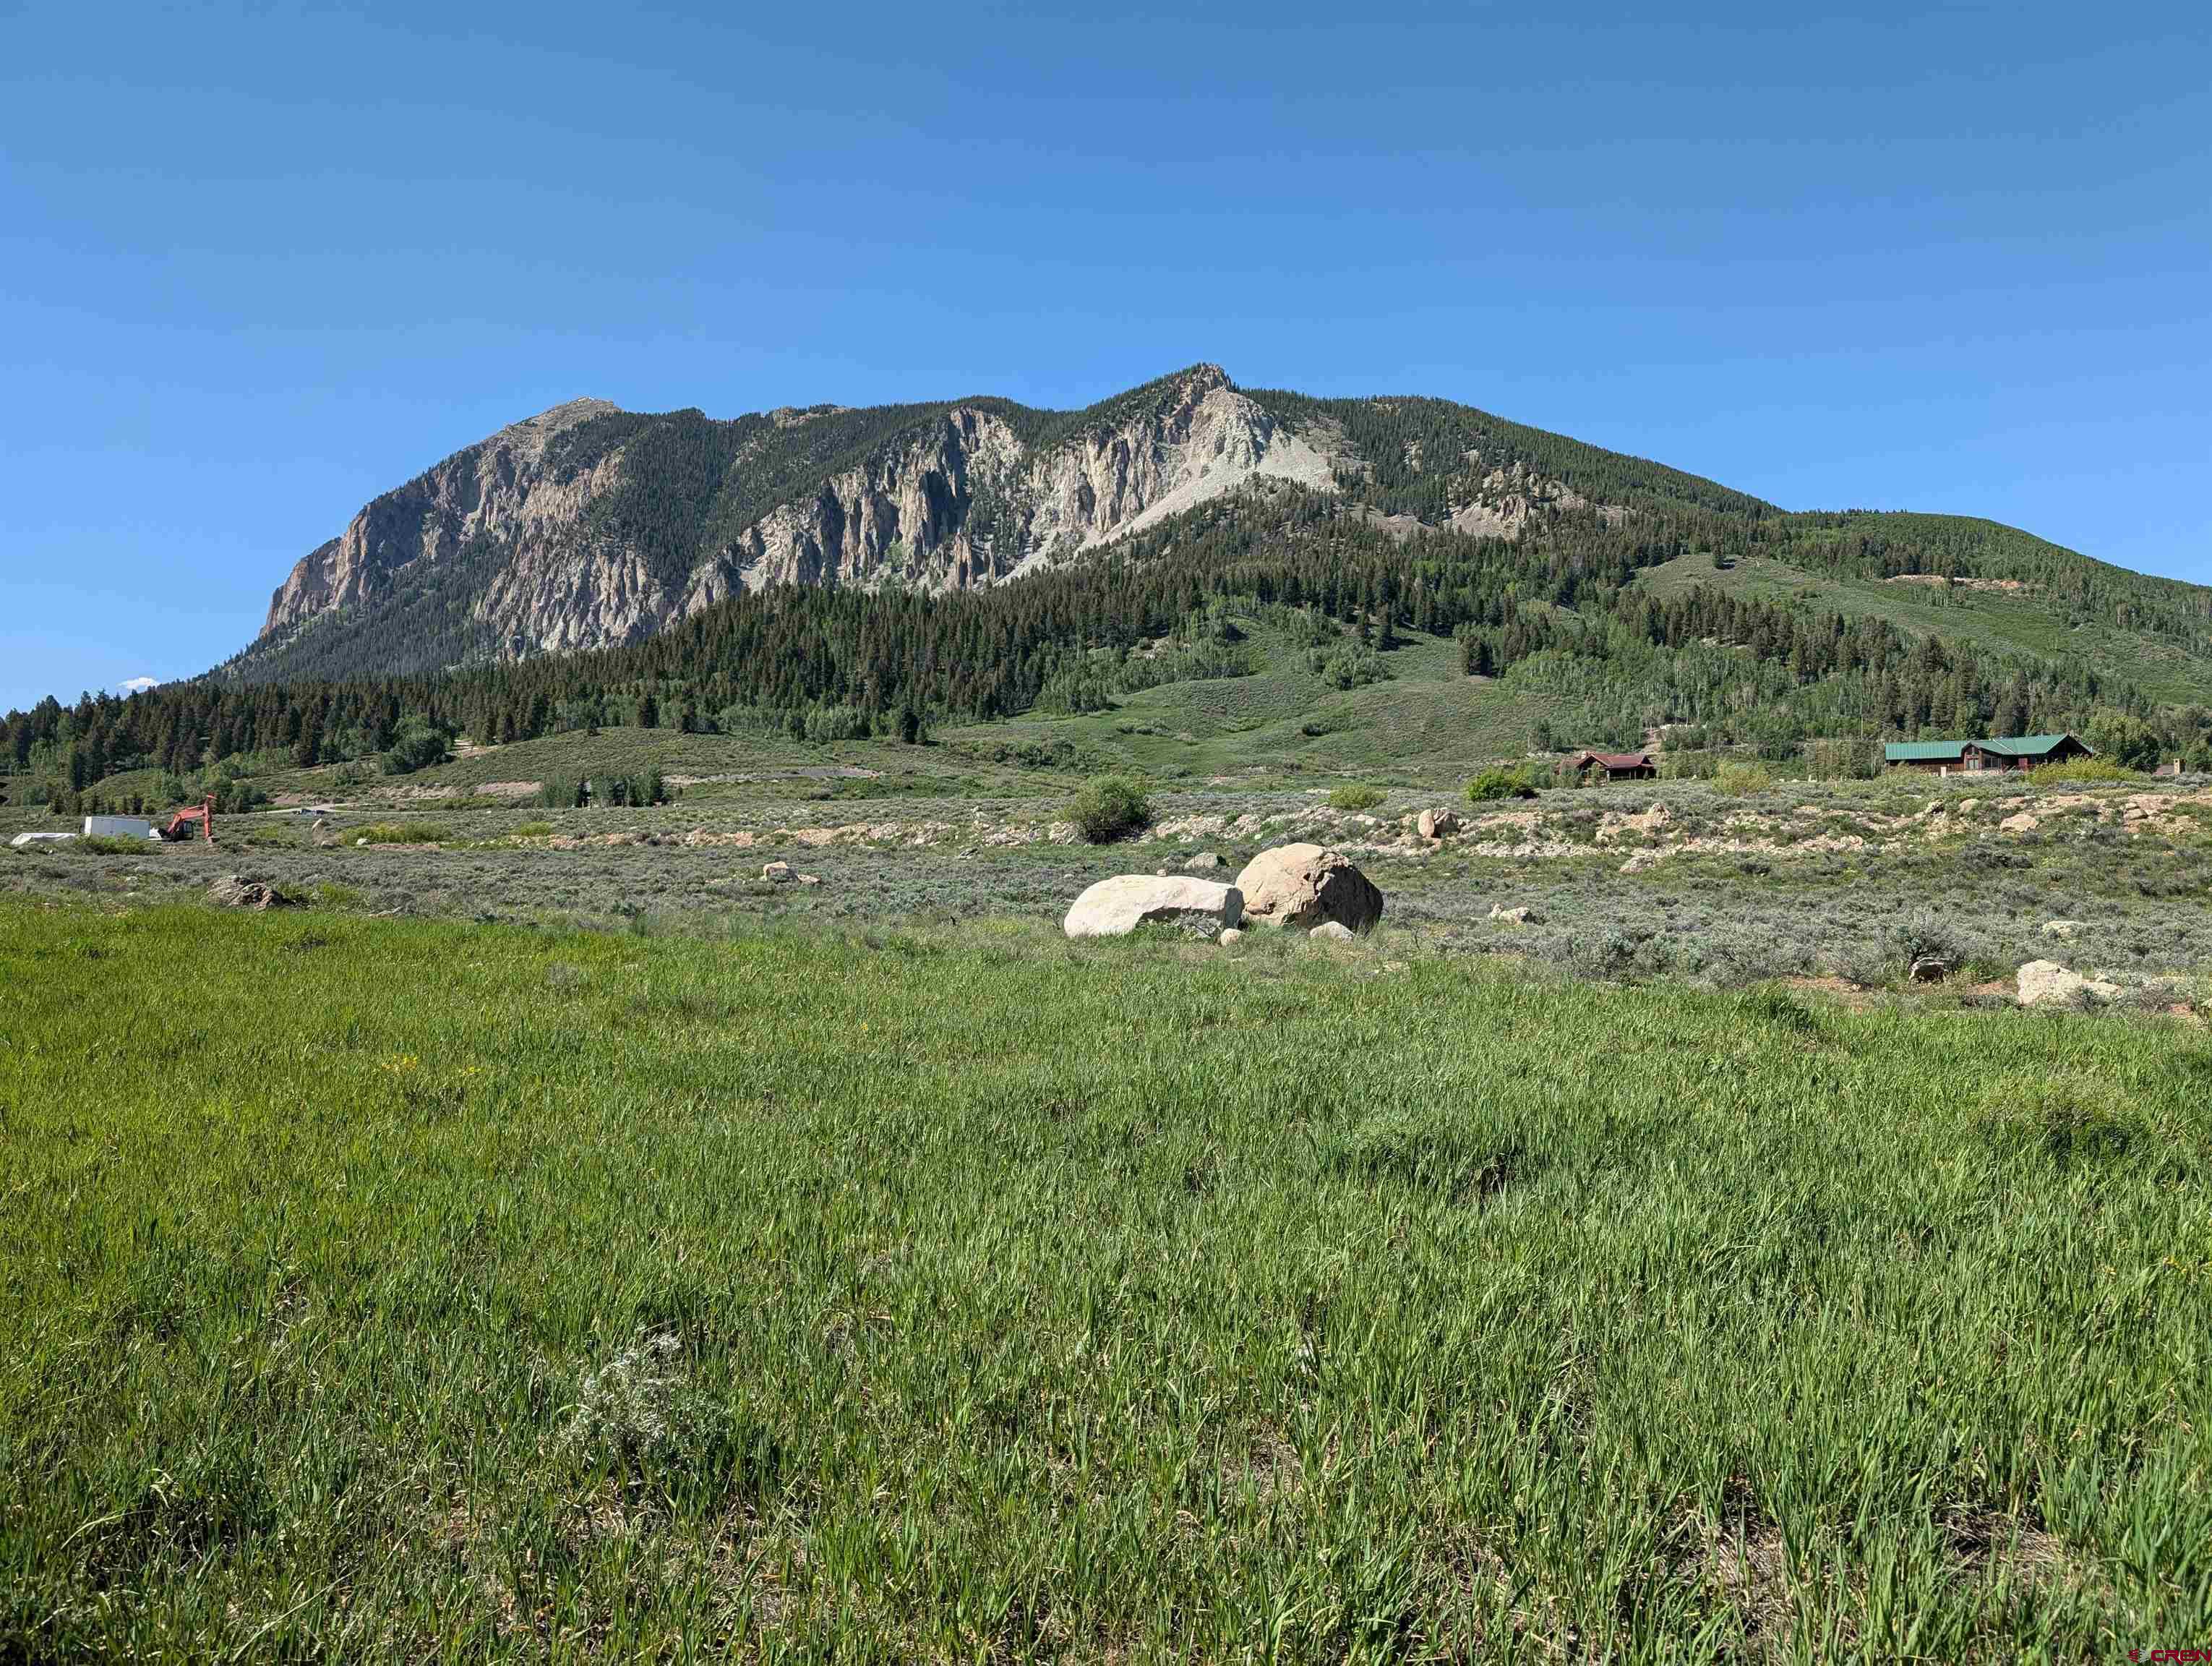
[[8, 366, 2211, 811]]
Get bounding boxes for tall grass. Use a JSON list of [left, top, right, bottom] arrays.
[[1, 901, 2208, 1658]]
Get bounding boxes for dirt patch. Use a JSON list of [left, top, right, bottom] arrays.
[[1887, 573, 2029, 594]]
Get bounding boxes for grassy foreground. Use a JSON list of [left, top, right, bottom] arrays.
[[1, 904, 2208, 1661]]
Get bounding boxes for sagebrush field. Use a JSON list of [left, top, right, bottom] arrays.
[[4, 902, 2210, 1660]]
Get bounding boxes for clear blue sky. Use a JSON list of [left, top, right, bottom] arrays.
[[4, 1, 2207, 714]]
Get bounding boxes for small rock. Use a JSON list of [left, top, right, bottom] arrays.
[[2016, 960, 2121, 1008], [355, 837, 369, 847], [1417, 807, 1463, 840], [1488, 904, 1532, 925], [2042, 920, 2083, 940], [797, 873, 822, 887], [1309, 920, 1356, 943], [1186, 851, 1223, 870], [1219, 928, 1243, 947], [1999, 811, 2039, 834], [762, 860, 793, 881], [208, 875, 293, 911]]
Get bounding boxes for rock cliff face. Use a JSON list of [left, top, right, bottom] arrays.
[[262, 398, 623, 640], [718, 366, 1338, 595], [247, 367, 1345, 676]]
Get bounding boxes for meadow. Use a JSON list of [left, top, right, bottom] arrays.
[[4, 901, 2210, 1660]]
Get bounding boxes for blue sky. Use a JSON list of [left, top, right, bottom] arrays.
[[3, 0, 2207, 714]]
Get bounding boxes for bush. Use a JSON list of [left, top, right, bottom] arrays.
[[510, 821, 555, 839], [353, 822, 455, 845], [1328, 784, 1386, 811], [2028, 757, 2138, 786], [1068, 777, 1152, 843], [379, 722, 451, 777], [1466, 766, 1539, 803], [1312, 644, 1390, 691], [1888, 910, 1967, 976], [77, 834, 155, 855], [1715, 761, 1773, 797]]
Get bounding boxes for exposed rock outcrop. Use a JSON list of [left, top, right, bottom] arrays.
[[248, 367, 1345, 675], [2016, 960, 2120, 1007]]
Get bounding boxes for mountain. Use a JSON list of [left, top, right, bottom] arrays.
[[239, 367, 1324, 681], [14, 362, 2212, 808], [227, 364, 1811, 684]]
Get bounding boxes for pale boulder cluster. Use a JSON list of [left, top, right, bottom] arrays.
[[1063, 842, 1384, 943]]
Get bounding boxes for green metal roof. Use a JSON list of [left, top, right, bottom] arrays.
[[1980, 734, 2083, 757], [1884, 740, 1970, 761], [1883, 733, 2090, 761]]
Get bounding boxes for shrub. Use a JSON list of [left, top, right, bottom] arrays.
[[1068, 777, 1152, 843], [77, 834, 155, 855], [1715, 761, 1773, 797], [2028, 757, 2138, 786], [379, 722, 451, 777], [1328, 784, 1386, 811], [1888, 910, 1965, 975], [510, 821, 555, 839], [1466, 766, 1539, 803], [353, 822, 455, 845], [1312, 644, 1390, 691]]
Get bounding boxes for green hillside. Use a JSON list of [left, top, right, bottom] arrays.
[[12, 368, 2212, 819]]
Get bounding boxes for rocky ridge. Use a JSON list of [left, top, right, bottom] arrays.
[[249, 367, 1345, 674]]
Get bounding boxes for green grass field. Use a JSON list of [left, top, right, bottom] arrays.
[[4, 901, 2208, 1659]]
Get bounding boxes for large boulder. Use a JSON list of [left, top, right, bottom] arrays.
[[1233, 843, 1384, 934], [1063, 875, 1243, 939], [2016, 960, 2119, 1008]]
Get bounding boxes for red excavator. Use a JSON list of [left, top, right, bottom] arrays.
[[159, 794, 217, 845]]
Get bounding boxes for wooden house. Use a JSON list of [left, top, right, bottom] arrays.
[[1567, 750, 1659, 781], [1882, 733, 2094, 773]]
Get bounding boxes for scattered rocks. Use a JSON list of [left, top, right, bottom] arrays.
[[1308, 920, 1356, 943], [1597, 803, 1672, 844], [1233, 843, 1384, 934], [1488, 905, 1532, 925], [208, 875, 294, 910], [1063, 875, 1245, 939], [1416, 807, 1462, 841], [2016, 960, 2121, 1008]]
